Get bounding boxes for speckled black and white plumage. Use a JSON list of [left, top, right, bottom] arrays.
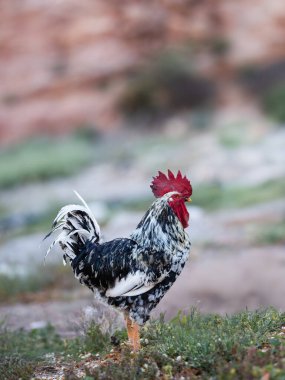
[[46, 191, 191, 325]]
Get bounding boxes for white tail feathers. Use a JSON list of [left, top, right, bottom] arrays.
[[44, 192, 102, 263]]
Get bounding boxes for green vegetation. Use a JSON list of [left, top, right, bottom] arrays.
[[120, 50, 215, 117], [253, 219, 285, 245], [218, 122, 248, 148], [90, 308, 285, 380], [0, 264, 76, 303], [0, 324, 64, 380], [0, 322, 111, 380], [107, 176, 285, 214], [208, 36, 231, 56], [105, 176, 285, 214], [238, 60, 285, 124], [0, 204, 68, 242], [193, 177, 285, 211], [1, 309, 284, 379], [0, 133, 95, 189], [263, 85, 285, 123]]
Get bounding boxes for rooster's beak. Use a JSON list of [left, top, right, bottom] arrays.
[[186, 197, 192, 202]]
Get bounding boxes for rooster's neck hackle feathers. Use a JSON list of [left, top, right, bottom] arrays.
[[131, 194, 191, 253], [150, 170, 192, 199]]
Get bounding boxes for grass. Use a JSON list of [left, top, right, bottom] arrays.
[[0, 203, 69, 242], [193, 177, 285, 211], [253, 219, 285, 245], [0, 308, 284, 379], [0, 264, 77, 303], [263, 85, 285, 124], [0, 133, 95, 189], [0, 321, 111, 380], [218, 122, 249, 148]]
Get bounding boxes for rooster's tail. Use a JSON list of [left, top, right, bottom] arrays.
[[44, 191, 101, 264]]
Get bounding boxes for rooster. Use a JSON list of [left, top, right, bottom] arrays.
[[45, 170, 192, 350]]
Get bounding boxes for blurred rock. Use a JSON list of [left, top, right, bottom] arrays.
[[103, 211, 142, 240], [89, 201, 109, 223], [0, 233, 61, 276], [28, 320, 49, 330], [162, 116, 190, 138]]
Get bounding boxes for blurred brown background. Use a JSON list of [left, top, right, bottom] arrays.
[[0, 0, 284, 336]]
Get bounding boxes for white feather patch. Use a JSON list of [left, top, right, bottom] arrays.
[[106, 271, 144, 297], [122, 284, 156, 297], [106, 271, 166, 298]]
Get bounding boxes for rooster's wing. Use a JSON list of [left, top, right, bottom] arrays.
[[72, 238, 171, 298]]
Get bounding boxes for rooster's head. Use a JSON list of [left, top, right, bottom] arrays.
[[150, 170, 192, 228]]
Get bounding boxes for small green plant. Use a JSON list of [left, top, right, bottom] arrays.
[[253, 219, 285, 245], [209, 36, 231, 56], [120, 50, 216, 117], [82, 321, 112, 355], [263, 85, 285, 123]]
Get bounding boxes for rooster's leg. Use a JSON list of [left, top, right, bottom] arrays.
[[124, 314, 141, 351]]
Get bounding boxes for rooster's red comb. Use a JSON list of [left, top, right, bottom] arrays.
[[150, 170, 192, 198]]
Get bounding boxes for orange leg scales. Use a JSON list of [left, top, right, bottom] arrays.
[[124, 314, 141, 351]]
